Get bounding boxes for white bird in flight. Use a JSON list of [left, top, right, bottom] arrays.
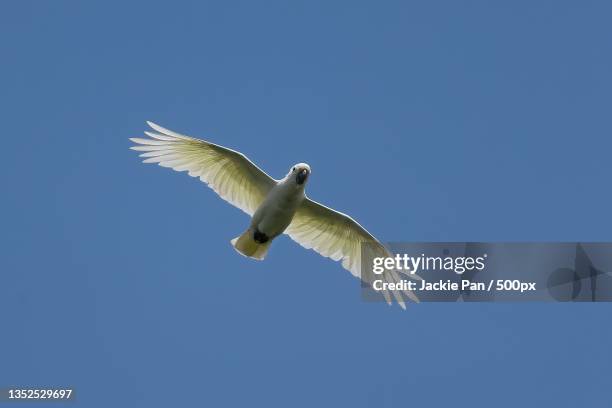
[[130, 122, 418, 308]]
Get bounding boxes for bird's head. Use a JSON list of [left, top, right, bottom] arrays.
[[288, 163, 311, 186]]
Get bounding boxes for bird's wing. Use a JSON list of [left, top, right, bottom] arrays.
[[285, 198, 419, 309], [130, 122, 276, 216]]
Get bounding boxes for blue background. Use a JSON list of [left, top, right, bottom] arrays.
[[2, 1, 611, 407]]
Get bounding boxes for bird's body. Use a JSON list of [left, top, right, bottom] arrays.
[[130, 122, 418, 308], [232, 164, 310, 260], [251, 167, 307, 241]]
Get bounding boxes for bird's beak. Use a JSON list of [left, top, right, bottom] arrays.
[[296, 169, 309, 185]]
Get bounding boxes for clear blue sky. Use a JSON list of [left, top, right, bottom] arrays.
[[1, 1, 611, 407]]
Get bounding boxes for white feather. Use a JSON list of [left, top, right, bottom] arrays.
[[130, 122, 276, 216]]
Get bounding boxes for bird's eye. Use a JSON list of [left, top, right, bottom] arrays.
[[292, 167, 295, 172]]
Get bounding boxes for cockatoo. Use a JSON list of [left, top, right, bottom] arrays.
[[130, 122, 418, 308]]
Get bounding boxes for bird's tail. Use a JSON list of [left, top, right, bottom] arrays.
[[231, 229, 271, 260]]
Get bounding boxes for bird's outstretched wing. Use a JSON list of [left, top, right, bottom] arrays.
[[285, 198, 419, 308], [130, 122, 276, 216]]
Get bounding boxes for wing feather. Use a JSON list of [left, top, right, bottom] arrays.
[[285, 198, 419, 308], [130, 122, 276, 215]]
